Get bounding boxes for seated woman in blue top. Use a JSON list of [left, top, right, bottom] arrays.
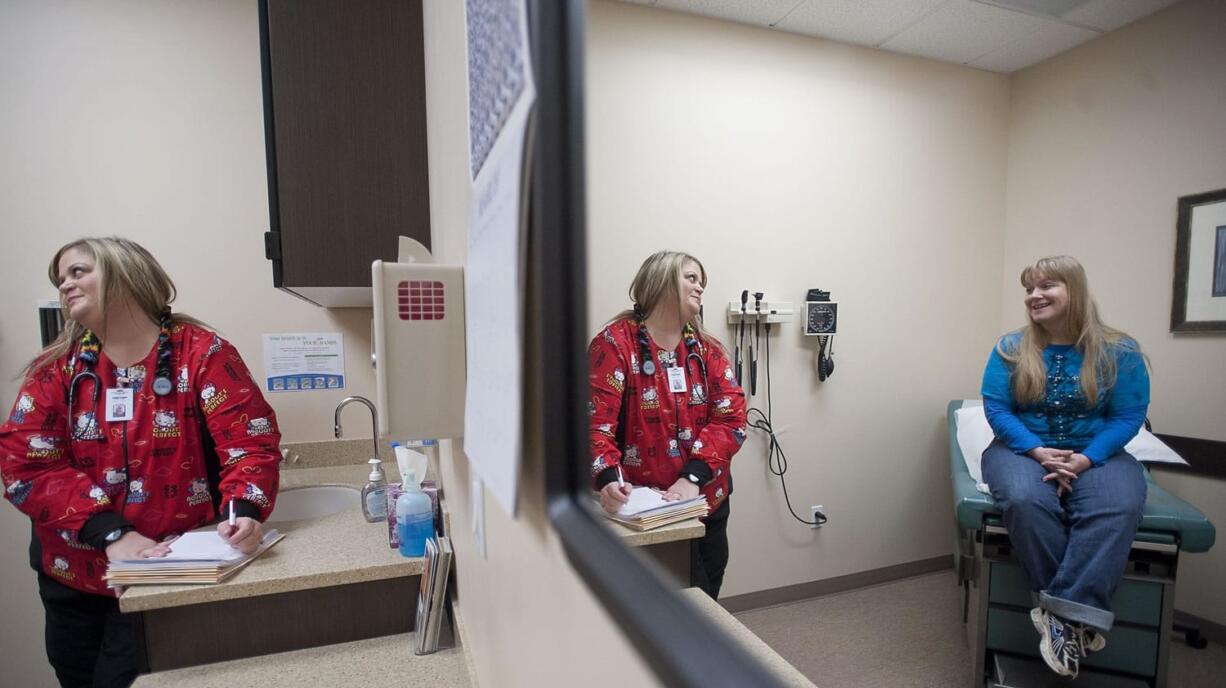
[[980, 255, 1149, 679]]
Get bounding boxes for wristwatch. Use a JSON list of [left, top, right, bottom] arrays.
[[684, 473, 702, 486], [104, 528, 127, 543]]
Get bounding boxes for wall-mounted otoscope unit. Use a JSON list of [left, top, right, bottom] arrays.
[[725, 292, 828, 528], [726, 294, 792, 396]]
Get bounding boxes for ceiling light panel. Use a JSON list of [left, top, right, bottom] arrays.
[[969, 20, 1097, 72], [775, 0, 947, 47], [1061, 0, 1179, 32], [972, 0, 1092, 17], [654, 0, 803, 28], [881, 0, 1053, 65]]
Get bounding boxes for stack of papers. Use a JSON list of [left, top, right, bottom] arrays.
[[414, 535, 453, 655], [604, 487, 708, 531], [104, 530, 284, 587]]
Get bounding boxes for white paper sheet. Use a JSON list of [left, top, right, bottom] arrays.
[[617, 487, 706, 518], [462, 0, 535, 517], [116, 531, 247, 564]]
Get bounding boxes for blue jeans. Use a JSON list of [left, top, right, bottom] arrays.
[[982, 440, 1146, 631]]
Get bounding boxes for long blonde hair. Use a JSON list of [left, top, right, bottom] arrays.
[[608, 250, 723, 352], [997, 255, 1140, 406], [24, 237, 209, 377]]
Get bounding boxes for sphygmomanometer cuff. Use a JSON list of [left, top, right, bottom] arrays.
[[79, 512, 135, 551]]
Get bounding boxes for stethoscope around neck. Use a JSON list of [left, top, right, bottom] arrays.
[[636, 320, 709, 399], [67, 339, 175, 441]]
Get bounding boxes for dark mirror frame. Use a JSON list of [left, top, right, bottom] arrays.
[[529, 2, 789, 686], [1170, 187, 1226, 333]]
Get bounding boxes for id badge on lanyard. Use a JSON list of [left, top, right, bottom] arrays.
[[105, 388, 134, 422], [667, 365, 687, 394]]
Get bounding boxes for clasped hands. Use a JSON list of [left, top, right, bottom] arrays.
[[1027, 447, 1092, 496], [103, 517, 265, 562], [598, 476, 700, 515]]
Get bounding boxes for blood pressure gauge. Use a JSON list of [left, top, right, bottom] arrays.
[[804, 289, 837, 336]]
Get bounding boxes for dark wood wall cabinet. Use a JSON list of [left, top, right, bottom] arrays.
[[259, 0, 431, 307]]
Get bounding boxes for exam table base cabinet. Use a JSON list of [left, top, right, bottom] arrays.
[[964, 524, 1176, 687]]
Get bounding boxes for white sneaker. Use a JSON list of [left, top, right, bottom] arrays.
[[1031, 607, 1081, 678]]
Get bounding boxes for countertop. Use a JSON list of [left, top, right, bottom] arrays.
[[130, 632, 472, 688], [131, 590, 806, 688], [120, 464, 703, 613], [602, 512, 705, 545], [118, 465, 423, 613], [681, 588, 816, 687]]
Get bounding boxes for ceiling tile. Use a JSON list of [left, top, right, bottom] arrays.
[[653, 0, 802, 28], [1060, 0, 1179, 32], [775, 0, 948, 47], [880, 0, 1052, 64], [969, 20, 1097, 72]]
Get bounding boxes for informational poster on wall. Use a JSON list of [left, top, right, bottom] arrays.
[[262, 333, 345, 392], [462, 0, 534, 517]]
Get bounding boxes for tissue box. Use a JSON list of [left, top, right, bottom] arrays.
[[386, 480, 442, 549]]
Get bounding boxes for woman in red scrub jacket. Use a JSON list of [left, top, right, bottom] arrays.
[[588, 250, 747, 599], [1, 237, 281, 687]]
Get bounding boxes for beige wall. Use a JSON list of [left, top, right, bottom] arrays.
[[3, 0, 1222, 684], [421, 2, 664, 686], [0, 1, 377, 685], [1001, 0, 1226, 624], [585, 0, 1011, 597]]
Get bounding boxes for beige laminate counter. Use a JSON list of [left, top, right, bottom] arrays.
[[680, 588, 817, 687], [120, 465, 703, 613], [603, 512, 705, 546], [133, 590, 809, 688], [131, 632, 472, 688], [119, 465, 423, 613]]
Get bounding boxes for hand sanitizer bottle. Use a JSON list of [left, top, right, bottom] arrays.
[[396, 468, 433, 557], [361, 458, 388, 523]]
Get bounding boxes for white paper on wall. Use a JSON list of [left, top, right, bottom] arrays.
[[262, 333, 345, 392], [461, 0, 536, 517]]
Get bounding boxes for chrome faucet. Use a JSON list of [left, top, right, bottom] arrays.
[[334, 396, 381, 460]]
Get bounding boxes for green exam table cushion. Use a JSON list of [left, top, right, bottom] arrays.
[[947, 400, 1215, 553]]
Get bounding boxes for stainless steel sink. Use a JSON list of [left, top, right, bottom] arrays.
[[266, 485, 359, 524]]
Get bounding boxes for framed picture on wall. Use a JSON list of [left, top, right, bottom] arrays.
[[1171, 187, 1226, 332]]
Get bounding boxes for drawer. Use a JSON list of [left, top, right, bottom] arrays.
[[988, 562, 1163, 626], [986, 608, 1158, 677]]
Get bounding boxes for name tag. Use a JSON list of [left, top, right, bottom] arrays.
[[105, 388, 134, 422], [667, 366, 687, 394]]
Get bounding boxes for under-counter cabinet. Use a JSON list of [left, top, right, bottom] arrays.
[[259, 0, 431, 307]]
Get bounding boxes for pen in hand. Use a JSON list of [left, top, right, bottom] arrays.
[[226, 500, 237, 540], [601, 465, 632, 515]]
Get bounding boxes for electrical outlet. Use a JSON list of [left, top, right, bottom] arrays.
[[810, 505, 825, 529]]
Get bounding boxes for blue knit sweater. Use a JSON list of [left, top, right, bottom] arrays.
[[980, 333, 1149, 464]]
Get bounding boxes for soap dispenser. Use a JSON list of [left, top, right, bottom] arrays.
[[361, 458, 389, 522], [395, 468, 433, 557]]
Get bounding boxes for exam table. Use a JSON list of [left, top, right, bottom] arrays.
[[948, 400, 1216, 687]]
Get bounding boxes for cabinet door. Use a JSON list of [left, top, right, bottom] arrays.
[[260, 0, 431, 307]]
